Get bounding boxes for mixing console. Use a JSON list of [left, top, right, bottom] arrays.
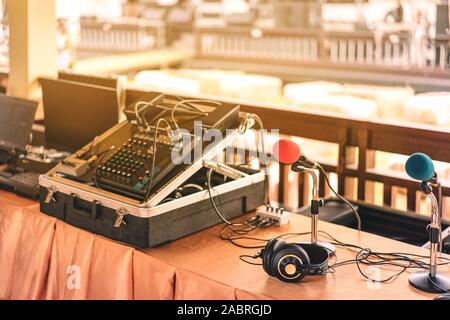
[[96, 131, 181, 200]]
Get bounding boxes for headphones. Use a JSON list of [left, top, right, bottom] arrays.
[[260, 238, 329, 283]]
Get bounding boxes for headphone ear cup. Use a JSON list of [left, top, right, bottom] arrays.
[[291, 244, 311, 265], [272, 244, 310, 283], [262, 238, 285, 276]]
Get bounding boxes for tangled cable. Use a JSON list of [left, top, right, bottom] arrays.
[[220, 228, 450, 284]]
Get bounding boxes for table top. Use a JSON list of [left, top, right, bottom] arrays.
[[143, 213, 449, 300], [1, 189, 447, 300]]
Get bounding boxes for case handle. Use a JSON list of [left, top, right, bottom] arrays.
[[70, 194, 99, 220]]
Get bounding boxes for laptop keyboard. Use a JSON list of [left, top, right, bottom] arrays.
[[9, 172, 41, 185]]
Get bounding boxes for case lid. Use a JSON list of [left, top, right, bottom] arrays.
[[41, 92, 253, 210]]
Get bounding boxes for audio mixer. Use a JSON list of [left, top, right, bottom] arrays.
[[95, 130, 187, 200], [54, 93, 240, 202]]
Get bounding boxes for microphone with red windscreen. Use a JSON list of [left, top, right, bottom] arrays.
[[272, 139, 301, 165], [272, 138, 362, 234], [272, 139, 317, 168]]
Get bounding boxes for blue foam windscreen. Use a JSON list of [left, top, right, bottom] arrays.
[[405, 153, 435, 181]]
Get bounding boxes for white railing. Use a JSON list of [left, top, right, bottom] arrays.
[[78, 19, 166, 52], [196, 27, 450, 70]]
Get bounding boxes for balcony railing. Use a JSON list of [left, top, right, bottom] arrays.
[[194, 27, 450, 75], [126, 88, 450, 219], [78, 18, 166, 53]]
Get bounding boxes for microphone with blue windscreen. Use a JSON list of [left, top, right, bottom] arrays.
[[405, 153, 435, 181], [405, 153, 450, 294]]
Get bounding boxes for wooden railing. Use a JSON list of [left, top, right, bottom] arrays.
[[237, 103, 450, 212], [127, 89, 450, 217], [194, 26, 450, 76]]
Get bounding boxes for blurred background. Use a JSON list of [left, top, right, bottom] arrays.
[[1, 1, 448, 122], [2, 0, 450, 215]]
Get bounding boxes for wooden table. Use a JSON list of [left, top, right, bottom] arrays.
[[0, 189, 447, 300], [145, 215, 448, 300]]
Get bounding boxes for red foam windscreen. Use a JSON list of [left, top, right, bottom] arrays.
[[272, 139, 301, 164]]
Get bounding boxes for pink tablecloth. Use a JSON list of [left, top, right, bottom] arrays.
[[0, 195, 256, 300]]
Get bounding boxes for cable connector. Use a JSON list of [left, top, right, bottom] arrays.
[[256, 205, 291, 226]]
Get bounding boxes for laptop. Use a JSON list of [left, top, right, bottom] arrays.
[[0, 95, 42, 197], [40, 77, 120, 153], [0, 77, 120, 198]]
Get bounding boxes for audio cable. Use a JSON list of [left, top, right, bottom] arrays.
[[170, 99, 218, 131], [238, 113, 270, 205], [316, 163, 362, 231], [205, 168, 275, 245], [224, 229, 450, 284], [143, 118, 172, 202]]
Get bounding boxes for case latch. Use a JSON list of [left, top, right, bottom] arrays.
[[44, 186, 58, 204], [114, 208, 128, 228]]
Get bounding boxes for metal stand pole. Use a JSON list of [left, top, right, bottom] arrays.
[[292, 165, 335, 255], [409, 185, 450, 293]]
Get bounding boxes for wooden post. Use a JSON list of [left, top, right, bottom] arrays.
[[7, 0, 58, 100]]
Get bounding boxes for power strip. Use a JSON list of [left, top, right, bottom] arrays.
[[256, 205, 292, 226]]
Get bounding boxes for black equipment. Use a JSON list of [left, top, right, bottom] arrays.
[[90, 93, 239, 202], [0, 171, 41, 197], [260, 237, 329, 283], [40, 77, 120, 153], [0, 95, 37, 153], [0, 95, 45, 198], [296, 198, 360, 230], [0, 149, 9, 165], [39, 92, 265, 248], [94, 131, 180, 201]]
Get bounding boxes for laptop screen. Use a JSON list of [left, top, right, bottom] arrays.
[[41, 78, 119, 153], [0, 95, 37, 152]]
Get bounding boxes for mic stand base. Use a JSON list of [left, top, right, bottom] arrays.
[[409, 271, 450, 293], [299, 240, 336, 256]]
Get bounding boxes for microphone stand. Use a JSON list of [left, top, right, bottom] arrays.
[[409, 179, 450, 293], [292, 163, 336, 255], [437, 180, 443, 253]]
